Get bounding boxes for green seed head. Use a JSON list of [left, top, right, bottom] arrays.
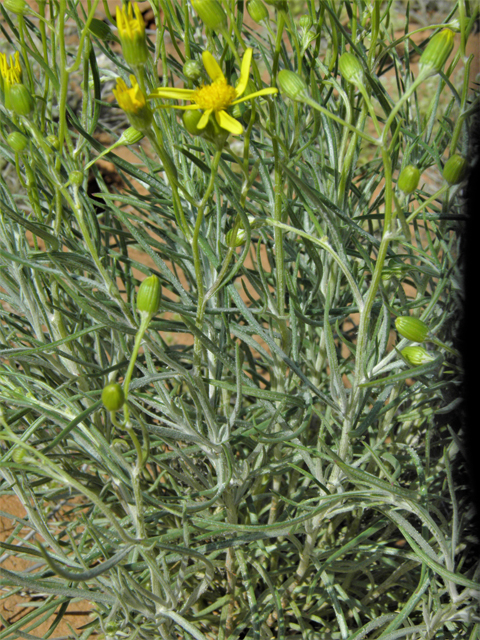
[[338, 52, 364, 87], [419, 28, 454, 77], [7, 131, 28, 152], [277, 70, 308, 101], [8, 83, 33, 116], [398, 165, 421, 194], [102, 383, 125, 412], [137, 274, 161, 316], [443, 154, 468, 185], [247, 0, 268, 23], [395, 316, 429, 342], [4, 0, 28, 15], [401, 346, 436, 366]]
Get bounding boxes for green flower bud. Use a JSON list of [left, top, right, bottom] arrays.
[[398, 165, 421, 194], [419, 28, 454, 77], [117, 126, 144, 146], [8, 83, 33, 116], [395, 316, 429, 342], [46, 134, 60, 150], [105, 621, 120, 634], [277, 70, 308, 101], [3, 0, 28, 15], [88, 18, 117, 42], [183, 60, 202, 81], [102, 383, 125, 412], [226, 228, 246, 247], [443, 154, 468, 185], [116, 3, 149, 67], [401, 346, 436, 366], [182, 109, 203, 135], [191, 0, 227, 31], [7, 131, 28, 152], [69, 170, 84, 187], [12, 446, 27, 463], [137, 274, 161, 316], [298, 14, 312, 30], [247, 0, 268, 23], [338, 52, 364, 87]]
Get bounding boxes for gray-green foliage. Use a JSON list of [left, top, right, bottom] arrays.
[[0, 0, 478, 638]]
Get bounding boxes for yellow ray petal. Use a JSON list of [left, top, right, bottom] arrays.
[[235, 48, 253, 98], [202, 51, 225, 82], [148, 88, 195, 100], [197, 108, 213, 129], [232, 87, 278, 105], [216, 109, 243, 135]]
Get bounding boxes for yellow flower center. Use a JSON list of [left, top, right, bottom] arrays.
[[192, 78, 237, 112]]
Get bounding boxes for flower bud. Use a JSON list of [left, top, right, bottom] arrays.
[[182, 109, 203, 135], [338, 52, 364, 87], [69, 170, 84, 187], [247, 0, 268, 23], [12, 446, 27, 463], [395, 316, 428, 342], [137, 274, 161, 316], [113, 76, 152, 132], [4, 0, 28, 14], [298, 14, 312, 30], [419, 29, 454, 78], [277, 70, 308, 101], [102, 383, 125, 412], [226, 228, 246, 247], [398, 165, 420, 194], [191, 0, 227, 31], [443, 154, 468, 185], [401, 346, 436, 366], [89, 18, 117, 42], [117, 126, 144, 145], [183, 60, 202, 81], [7, 131, 28, 152], [46, 134, 60, 150]]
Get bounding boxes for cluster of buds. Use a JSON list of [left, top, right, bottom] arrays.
[[0, 51, 33, 116]]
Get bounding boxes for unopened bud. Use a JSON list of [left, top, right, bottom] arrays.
[[247, 0, 268, 23], [46, 134, 60, 150], [137, 274, 161, 316], [298, 14, 312, 30], [401, 346, 436, 366], [226, 228, 246, 247], [69, 170, 84, 187], [191, 0, 227, 31], [117, 126, 144, 145], [277, 70, 308, 101], [338, 52, 364, 87], [4, 0, 28, 14], [443, 154, 468, 185], [398, 165, 420, 194], [183, 60, 202, 81], [395, 316, 429, 342], [102, 383, 125, 412], [7, 131, 28, 152], [419, 29, 454, 78], [183, 109, 203, 135]]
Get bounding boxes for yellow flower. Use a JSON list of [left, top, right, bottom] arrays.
[[148, 48, 278, 135], [116, 2, 148, 67], [113, 75, 152, 130], [0, 51, 22, 88]]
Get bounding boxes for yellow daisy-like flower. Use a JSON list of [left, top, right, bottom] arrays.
[[116, 2, 148, 66], [148, 49, 278, 135], [0, 51, 22, 87], [113, 75, 152, 130]]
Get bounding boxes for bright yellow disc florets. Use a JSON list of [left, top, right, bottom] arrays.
[[192, 78, 237, 111]]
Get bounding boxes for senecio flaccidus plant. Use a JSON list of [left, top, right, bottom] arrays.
[[0, 0, 477, 638]]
